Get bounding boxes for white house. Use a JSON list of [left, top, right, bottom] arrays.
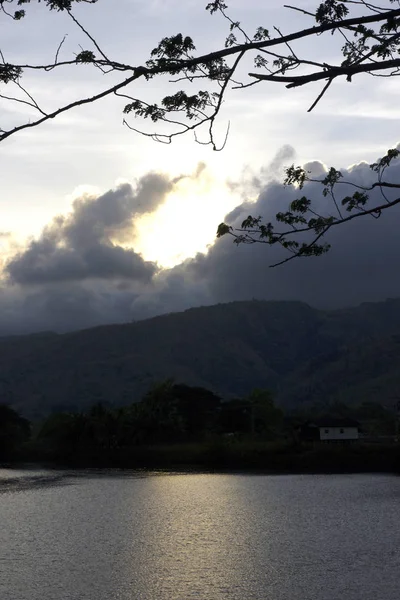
[[300, 419, 360, 442]]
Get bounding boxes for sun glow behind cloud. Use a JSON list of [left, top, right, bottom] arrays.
[[134, 170, 238, 268], [6, 166, 241, 278]]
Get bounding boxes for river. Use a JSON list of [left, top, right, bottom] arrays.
[[1, 469, 399, 600]]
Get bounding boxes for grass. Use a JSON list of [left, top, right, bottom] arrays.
[[32, 439, 399, 473]]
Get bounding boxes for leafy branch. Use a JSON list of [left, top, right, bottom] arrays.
[[1, 1, 400, 146], [217, 148, 400, 267], [1, 0, 400, 263]]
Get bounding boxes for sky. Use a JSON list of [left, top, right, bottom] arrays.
[[0, 0, 399, 334]]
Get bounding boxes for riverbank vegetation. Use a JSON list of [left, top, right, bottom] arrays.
[[1, 380, 400, 472]]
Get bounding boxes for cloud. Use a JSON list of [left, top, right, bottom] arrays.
[[226, 145, 297, 204], [183, 144, 400, 309], [261, 144, 296, 180], [0, 281, 141, 335], [129, 265, 213, 321], [5, 172, 180, 285], [0, 147, 399, 335]]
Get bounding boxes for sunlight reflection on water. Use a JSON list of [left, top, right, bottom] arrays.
[[1, 471, 400, 600]]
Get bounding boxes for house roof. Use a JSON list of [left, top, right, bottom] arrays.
[[309, 418, 360, 428]]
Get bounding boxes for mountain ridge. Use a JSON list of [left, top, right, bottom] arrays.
[[2, 298, 400, 418]]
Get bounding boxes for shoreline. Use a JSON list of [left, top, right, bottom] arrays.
[[3, 440, 400, 476]]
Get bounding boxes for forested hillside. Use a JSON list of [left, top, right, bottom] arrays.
[[2, 299, 400, 418]]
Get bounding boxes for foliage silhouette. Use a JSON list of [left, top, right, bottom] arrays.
[[0, 404, 30, 460], [1, 1, 400, 262], [2, 384, 400, 472]]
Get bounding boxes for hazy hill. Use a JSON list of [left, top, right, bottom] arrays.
[[2, 298, 400, 418]]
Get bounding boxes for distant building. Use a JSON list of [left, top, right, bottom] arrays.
[[299, 419, 360, 443]]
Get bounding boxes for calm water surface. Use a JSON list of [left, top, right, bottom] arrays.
[[1, 469, 400, 600]]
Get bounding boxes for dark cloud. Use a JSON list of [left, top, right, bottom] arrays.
[[7, 237, 156, 285], [0, 147, 399, 335], [129, 266, 212, 321], [5, 172, 178, 285], [184, 144, 400, 309], [0, 281, 140, 335]]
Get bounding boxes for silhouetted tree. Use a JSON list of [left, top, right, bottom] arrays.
[[247, 389, 283, 438], [171, 383, 221, 437], [218, 398, 251, 435], [37, 412, 87, 460], [218, 390, 283, 439], [138, 380, 221, 442], [0, 405, 30, 460]]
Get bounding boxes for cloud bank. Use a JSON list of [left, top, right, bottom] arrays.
[[1, 146, 400, 335]]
